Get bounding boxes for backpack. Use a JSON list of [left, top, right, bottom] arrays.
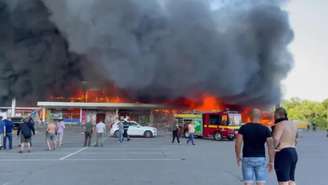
[[85, 122, 93, 133], [21, 123, 32, 138]]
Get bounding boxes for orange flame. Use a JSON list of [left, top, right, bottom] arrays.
[[191, 95, 224, 112], [49, 89, 128, 103], [241, 107, 274, 126], [49, 87, 273, 125], [165, 94, 225, 112]]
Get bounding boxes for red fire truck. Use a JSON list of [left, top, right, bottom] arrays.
[[175, 110, 242, 141]]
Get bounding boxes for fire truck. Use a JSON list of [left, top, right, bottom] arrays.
[[175, 110, 242, 141]]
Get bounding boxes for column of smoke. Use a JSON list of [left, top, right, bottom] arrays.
[[0, 0, 83, 105], [0, 0, 294, 107]]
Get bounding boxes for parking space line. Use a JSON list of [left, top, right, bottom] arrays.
[[0, 159, 58, 162], [85, 147, 168, 150], [0, 152, 75, 155], [0, 158, 183, 162], [66, 158, 183, 161], [73, 152, 169, 155], [59, 147, 88, 160]]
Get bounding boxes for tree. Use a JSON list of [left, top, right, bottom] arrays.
[[283, 98, 328, 129]]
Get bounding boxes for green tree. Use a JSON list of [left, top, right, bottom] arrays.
[[283, 98, 328, 129]]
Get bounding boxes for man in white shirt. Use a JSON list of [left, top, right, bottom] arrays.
[[95, 120, 106, 147], [186, 122, 196, 145]]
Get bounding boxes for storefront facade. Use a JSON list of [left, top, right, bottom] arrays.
[[37, 102, 163, 126]]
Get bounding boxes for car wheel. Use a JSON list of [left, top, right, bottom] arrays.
[[144, 131, 153, 138], [114, 130, 120, 138], [213, 132, 222, 141]]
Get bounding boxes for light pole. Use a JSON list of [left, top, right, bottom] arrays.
[[11, 98, 16, 117]]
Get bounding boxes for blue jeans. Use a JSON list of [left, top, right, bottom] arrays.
[[186, 133, 195, 145], [242, 157, 267, 183], [119, 131, 123, 143], [0, 134, 3, 147], [3, 133, 13, 149]]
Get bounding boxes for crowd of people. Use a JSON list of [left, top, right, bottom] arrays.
[[0, 107, 322, 185], [0, 116, 36, 153], [171, 121, 196, 145], [46, 116, 134, 149], [82, 116, 131, 147], [0, 114, 139, 154], [0, 114, 137, 153]]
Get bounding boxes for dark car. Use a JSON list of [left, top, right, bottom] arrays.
[[11, 117, 24, 130]]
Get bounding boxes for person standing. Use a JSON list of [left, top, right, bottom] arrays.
[[56, 119, 65, 147], [0, 117, 5, 150], [118, 120, 124, 143], [17, 117, 35, 153], [95, 120, 106, 147], [3, 118, 13, 150], [25, 116, 35, 147], [123, 120, 130, 142], [172, 124, 180, 144], [84, 121, 94, 147], [235, 108, 274, 185], [273, 107, 298, 185], [186, 122, 195, 145], [312, 122, 317, 131], [46, 122, 57, 151]]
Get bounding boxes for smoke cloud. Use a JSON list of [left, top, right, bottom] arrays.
[[0, 0, 294, 106], [0, 0, 83, 105]]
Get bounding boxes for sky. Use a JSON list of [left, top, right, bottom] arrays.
[[283, 0, 328, 101]]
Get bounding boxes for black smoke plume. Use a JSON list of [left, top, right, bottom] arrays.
[[0, 0, 82, 105], [0, 0, 294, 107]]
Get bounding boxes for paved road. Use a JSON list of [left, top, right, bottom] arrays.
[[0, 128, 326, 185]]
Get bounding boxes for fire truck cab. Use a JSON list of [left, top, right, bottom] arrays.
[[202, 111, 241, 140], [175, 111, 242, 141]]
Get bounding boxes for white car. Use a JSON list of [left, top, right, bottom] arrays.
[[110, 121, 158, 138]]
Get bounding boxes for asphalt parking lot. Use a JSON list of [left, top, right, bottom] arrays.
[[0, 128, 327, 185]]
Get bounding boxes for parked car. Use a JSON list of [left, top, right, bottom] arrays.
[[11, 117, 24, 130], [110, 121, 157, 138]]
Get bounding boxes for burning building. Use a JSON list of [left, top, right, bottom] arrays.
[[0, 0, 293, 125], [37, 101, 163, 126]]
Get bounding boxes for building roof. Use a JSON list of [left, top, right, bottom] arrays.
[[37, 101, 164, 110]]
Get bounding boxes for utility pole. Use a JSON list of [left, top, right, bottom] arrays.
[[11, 98, 16, 117]]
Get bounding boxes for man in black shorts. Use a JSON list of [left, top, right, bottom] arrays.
[[17, 117, 35, 153], [273, 107, 298, 185]]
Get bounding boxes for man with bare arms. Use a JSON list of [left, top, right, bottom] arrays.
[[47, 122, 57, 151], [273, 107, 298, 185]]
